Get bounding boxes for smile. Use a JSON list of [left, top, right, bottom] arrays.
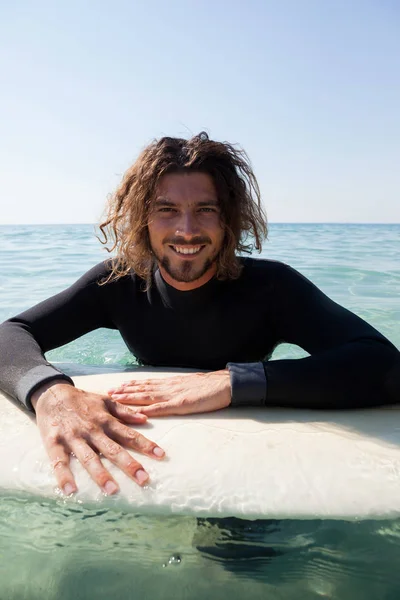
[[169, 245, 205, 256]]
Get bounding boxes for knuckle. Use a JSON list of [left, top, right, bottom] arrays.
[[51, 457, 69, 471], [86, 420, 101, 435], [80, 449, 97, 466], [125, 428, 140, 443], [97, 412, 112, 427], [46, 431, 62, 445], [96, 472, 111, 488], [124, 428, 151, 450], [103, 439, 122, 457], [126, 458, 141, 475]]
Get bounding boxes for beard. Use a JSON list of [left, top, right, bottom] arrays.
[[159, 254, 216, 283], [152, 238, 219, 283]]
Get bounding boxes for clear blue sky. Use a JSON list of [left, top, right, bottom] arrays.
[[1, 0, 399, 224]]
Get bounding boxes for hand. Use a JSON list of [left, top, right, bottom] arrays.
[[31, 382, 165, 496], [108, 370, 232, 417]]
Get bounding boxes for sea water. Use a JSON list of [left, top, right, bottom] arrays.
[[0, 223, 399, 599]]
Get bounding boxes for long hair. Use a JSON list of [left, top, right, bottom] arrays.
[[99, 132, 267, 286]]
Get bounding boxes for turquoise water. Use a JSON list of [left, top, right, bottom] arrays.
[[1, 223, 400, 599]]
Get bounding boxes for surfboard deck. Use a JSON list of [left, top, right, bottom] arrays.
[[1, 365, 399, 520]]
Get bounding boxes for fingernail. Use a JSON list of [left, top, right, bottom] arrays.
[[135, 413, 147, 421], [153, 446, 165, 458], [135, 469, 149, 485], [63, 483, 75, 496], [108, 388, 115, 394], [104, 480, 118, 495]]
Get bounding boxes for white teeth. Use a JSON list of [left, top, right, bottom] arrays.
[[172, 246, 202, 255]]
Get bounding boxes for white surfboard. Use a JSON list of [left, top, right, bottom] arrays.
[[1, 364, 399, 520]]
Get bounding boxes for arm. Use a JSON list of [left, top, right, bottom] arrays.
[[0, 262, 114, 409], [230, 264, 400, 408], [0, 262, 165, 493], [110, 264, 399, 413]]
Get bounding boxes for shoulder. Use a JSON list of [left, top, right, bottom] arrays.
[[72, 260, 142, 289], [238, 257, 315, 294], [239, 257, 295, 281]]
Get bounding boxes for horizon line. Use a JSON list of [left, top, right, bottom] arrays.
[[0, 221, 399, 227]]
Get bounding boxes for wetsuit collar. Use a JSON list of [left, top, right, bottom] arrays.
[[154, 268, 220, 310]]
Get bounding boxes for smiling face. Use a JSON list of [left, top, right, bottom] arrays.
[[148, 172, 225, 291]]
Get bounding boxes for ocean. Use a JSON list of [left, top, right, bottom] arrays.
[[0, 223, 399, 599]]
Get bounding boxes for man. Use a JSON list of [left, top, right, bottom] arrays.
[[0, 132, 399, 498]]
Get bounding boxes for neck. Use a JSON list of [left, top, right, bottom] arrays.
[[158, 264, 217, 291]]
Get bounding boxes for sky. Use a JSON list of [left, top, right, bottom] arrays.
[[0, 0, 399, 224]]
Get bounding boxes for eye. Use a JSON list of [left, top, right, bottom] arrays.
[[158, 207, 176, 213], [198, 207, 218, 213]]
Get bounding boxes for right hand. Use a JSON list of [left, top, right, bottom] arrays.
[[31, 382, 165, 496]]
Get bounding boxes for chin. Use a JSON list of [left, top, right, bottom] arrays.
[[163, 257, 215, 284]]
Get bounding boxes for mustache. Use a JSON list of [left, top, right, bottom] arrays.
[[164, 237, 211, 246]]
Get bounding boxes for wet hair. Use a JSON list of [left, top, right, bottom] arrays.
[[99, 132, 267, 286]]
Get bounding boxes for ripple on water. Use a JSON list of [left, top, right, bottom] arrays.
[[1, 224, 400, 598], [4, 496, 400, 600]]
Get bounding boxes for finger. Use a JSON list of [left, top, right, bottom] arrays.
[[105, 420, 165, 460], [107, 380, 149, 394], [92, 432, 151, 486], [45, 441, 77, 496], [70, 439, 120, 495], [137, 402, 180, 418], [110, 391, 164, 406], [121, 377, 177, 386], [108, 383, 161, 395], [108, 377, 182, 394], [106, 399, 148, 423], [113, 384, 159, 393]]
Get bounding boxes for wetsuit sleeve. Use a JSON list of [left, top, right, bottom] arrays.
[[229, 264, 400, 409], [0, 262, 116, 410]]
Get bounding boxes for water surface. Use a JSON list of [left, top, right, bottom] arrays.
[[0, 223, 399, 599]]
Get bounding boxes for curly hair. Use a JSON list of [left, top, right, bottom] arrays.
[[99, 132, 267, 286]]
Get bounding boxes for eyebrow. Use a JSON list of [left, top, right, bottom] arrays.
[[153, 198, 219, 207]]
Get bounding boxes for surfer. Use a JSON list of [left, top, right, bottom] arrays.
[[0, 132, 399, 496]]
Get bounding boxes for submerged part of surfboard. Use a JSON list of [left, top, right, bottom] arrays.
[[1, 366, 400, 520]]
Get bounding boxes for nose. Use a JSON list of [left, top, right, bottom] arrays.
[[175, 210, 200, 239]]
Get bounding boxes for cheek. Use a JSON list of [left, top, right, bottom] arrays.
[[147, 219, 166, 245], [200, 214, 224, 236]]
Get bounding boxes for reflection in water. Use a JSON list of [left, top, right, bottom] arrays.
[[2, 496, 400, 599], [195, 517, 285, 575]]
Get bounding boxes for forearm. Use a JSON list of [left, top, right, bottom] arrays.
[[228, 339, 400, 409], [265, 339, 399, 408], [0, 320, 73, 410], [0, 262, 113, 409]]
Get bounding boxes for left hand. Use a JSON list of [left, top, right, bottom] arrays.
[[108, 370, 232, 417]]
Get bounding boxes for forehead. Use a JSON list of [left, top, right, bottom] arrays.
[[155, 172, 218, 203]]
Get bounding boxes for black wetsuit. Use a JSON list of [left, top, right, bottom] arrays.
[[0, 258, 399, 410]]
